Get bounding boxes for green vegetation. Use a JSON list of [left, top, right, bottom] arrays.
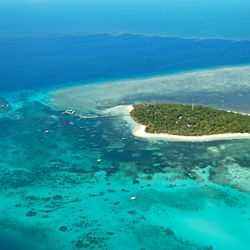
[[130, 104, 250, 136]]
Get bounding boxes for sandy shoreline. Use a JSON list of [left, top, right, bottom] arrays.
[[125, 105, 250, 142]]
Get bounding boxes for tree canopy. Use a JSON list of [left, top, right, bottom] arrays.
[[130, 104, 250, 136]]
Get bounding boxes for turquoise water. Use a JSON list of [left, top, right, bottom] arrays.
[[0, 74, 250, 249], [1, 0, 250, 249]]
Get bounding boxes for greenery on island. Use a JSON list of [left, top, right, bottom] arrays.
[[130, 104, 250, 136]]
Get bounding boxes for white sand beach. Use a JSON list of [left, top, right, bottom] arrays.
[[46, 65, 250, 142], [126, 105, 250, 142]]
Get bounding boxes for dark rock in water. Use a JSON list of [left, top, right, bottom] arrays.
[[112, 162, 120, 167], [107, 189, 116, 193], [59, 226, 67, 232], [25, 195, 39, 200], [145, 175, 153, 180], [53, 195, 62, 200], [26, 210, 37, 217], [107, 232, 114, 235], [113, 202, 120, 205], [168, 184, 177, 188], [0, 98, 11, 114], [44, 209, 53, 213], [128, 210, 137, 215], [121, 188, 130, 192], [75, 240, 84, 248], [164, 228, 175, 236]]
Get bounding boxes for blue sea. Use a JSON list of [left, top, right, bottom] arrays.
[[1, 0, 250, 40], [1, 34, 250, 93], [0, 0, 250, 250]]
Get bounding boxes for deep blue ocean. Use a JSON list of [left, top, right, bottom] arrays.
[[1, 0, 250, 93], [1, 35, 250, 92], [1, 1, 250, 250]]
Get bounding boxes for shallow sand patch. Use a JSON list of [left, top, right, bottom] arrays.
[[46, 65, 250, 114]]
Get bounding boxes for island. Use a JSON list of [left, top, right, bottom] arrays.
[[128, 104, 250, 141]]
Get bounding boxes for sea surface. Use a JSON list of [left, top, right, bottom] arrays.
[[1, 34, 250, 93], [0, 0, 250, 250], [1, 0, 250, 40]]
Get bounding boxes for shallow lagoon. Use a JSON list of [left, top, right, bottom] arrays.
[[0, 66, 250, 249]]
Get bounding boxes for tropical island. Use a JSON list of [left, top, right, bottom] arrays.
[[128, 104, 250, 141]]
